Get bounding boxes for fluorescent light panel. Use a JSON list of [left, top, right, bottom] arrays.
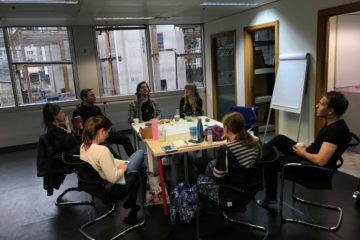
[[96, 17, 155, 21], [0, 0, 78, 4], [200, 2, 258, 6]]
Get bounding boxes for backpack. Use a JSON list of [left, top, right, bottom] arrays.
[[204, 124, 224, 141], [169, 183, 197, 224]]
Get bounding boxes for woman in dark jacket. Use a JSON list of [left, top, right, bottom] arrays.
[[179, 83, 203, 118]]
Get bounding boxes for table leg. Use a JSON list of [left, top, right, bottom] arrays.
[[184, 153, 189, 184], [157, 157, 168, 216], [147, 146, 154, 173]]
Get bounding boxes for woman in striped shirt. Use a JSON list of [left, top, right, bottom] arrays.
[[197, 112, 261, 205]]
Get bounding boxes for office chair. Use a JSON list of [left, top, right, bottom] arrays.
[[196, 146, 279, 240], [279, 132, 360, 231], [36, 134, 92, 206], [63, 153, 146, 240], [230, 106, 259, 136]]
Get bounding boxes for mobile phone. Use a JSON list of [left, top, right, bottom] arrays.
[[188, 139, 198, 144], [161, 145, 177, 153]]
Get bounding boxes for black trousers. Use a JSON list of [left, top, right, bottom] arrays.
[[263, 135, 310, 199], [107, 129, 135, 157]]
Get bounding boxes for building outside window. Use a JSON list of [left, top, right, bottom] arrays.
[[95, 24, 203, 96], [5, 27, 76, 106], [96, 26, 150, 96], [0, 28, 15, 108]]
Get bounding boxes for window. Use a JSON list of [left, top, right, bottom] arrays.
[[149, 25, 203, 92], [0, 28, 15, 107], [6, 27, 76, 105], [95, 24, 203, 97], [95, 27, 150, 96]]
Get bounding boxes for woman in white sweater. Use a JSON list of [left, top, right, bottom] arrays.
[[80, 115, 144, 225]]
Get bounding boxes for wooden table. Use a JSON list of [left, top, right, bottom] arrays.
[[132, 117, 225, 216]]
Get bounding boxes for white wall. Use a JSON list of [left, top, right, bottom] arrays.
[[204, 0, 359, 143]]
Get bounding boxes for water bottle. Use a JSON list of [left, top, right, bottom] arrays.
[[207, 127, 213, 143], [197, 117, 203, 143], [151, 119, 159, 140], [159, 125, 166, 142]]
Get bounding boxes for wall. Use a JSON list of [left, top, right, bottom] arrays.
[[204, 0, 359, 143]]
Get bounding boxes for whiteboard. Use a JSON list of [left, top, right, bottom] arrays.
[[270, 53, 309, 114]]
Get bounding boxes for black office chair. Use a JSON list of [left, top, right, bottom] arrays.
[[230, 106, 259, 136], [196, 146, 279, 240], [36, 134, 92, 206], [279, 132, 360, 231], [63, 153, 146, 240]]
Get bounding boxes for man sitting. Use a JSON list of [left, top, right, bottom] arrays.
[[257, 91, 351, 206], [73, 88, 135, 158]]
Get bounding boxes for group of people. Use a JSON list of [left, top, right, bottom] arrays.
[[42, 78, 351, 221], [42, 81, 204, 224]]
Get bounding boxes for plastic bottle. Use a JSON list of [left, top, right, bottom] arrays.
[[197, 117, 203, 143], [159, 124, 166, 142], [151, 119, 159, 140], [207, 127, 213, 143]]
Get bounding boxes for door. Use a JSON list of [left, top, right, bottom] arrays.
[[211, 31, 236, 121]]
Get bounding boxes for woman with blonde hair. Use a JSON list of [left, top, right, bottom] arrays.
[[80, 115, 145, 225], [179, 83, 203, 118], [197, 112, 261, 204]]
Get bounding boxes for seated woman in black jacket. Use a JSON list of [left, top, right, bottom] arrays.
[[179, 83, 203, 118], [43, 103, 80, 166]]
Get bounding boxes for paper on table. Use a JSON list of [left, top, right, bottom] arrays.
[[173, 139, 199, 149]]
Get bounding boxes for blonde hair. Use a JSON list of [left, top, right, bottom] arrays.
[[184, 83, 200, 114], [222, 112, 258, 148], [82, 116, 112, 150]]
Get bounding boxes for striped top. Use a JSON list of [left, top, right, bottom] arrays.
[[213, 140, 260, 184]]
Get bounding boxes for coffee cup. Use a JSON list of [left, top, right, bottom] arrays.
[[133, 118, 139, 125], [295, 142, 305, 147]]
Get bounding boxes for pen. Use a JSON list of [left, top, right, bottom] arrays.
[[184, 140, 188, 145]]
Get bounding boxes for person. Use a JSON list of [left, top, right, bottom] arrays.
[[197, 112, 261, 203], [128, 81, 161, 124], [179, 83, 203, 118], [257, 91, 351, 207], [72, 88, 135, 158], [42, 103, 80, 166], [80, 115, 145, 225]]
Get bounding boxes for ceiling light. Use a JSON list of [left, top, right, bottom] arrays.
[[200, 2, 258, 6], [0, 0, 78, 4], [96, 17, 155, 21]]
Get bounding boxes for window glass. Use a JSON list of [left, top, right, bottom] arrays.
[[95, 28, 149, 96], [149, 25, 203, 92], [0, 29, 15, 108], [7, 27, 76, 105]]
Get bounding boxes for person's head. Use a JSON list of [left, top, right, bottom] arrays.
[[80, 88, 96, 105], [184, 83, 199, 98], [222, 112, 258, 147], [82, 115, 112, 149], [42, 103, 65, 127], [136, 81, 150, 99], [316, 91, 349, 118]]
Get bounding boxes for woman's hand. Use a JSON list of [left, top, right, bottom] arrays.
[[117, 162, 128, 171], [64, 115, 72, 134]]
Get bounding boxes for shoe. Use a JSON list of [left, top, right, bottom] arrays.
[[161, 157, 170, 166], [256, 197, 277, 207], [124, 210, 143, 225]]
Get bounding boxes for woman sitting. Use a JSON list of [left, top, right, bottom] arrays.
[[80, 115, 144, 225], [43, 103, 80, 166], [197, 112, 261, 204], [179, 83, 203, 118]]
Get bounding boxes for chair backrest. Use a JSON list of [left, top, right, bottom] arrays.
[[335, 132, 360, 169], [230, 106, 259, 135]]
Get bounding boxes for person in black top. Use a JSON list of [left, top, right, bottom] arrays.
[[257, 91, 351, 206], [72, 88, 135, 158], [43, 103, 80, 166], [128, 81, 161, 124], [179, 83, 203, 118]]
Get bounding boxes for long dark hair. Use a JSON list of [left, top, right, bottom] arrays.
[[135, 81, 150, 99], [42, 103, 61, 128], [222, 112, 258, 148], [82, 115, 112, 150]]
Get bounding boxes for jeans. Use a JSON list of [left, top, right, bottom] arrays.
[[110, 149, 144, 210]]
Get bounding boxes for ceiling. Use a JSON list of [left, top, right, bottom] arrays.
[[0, 0, 279, 26]]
